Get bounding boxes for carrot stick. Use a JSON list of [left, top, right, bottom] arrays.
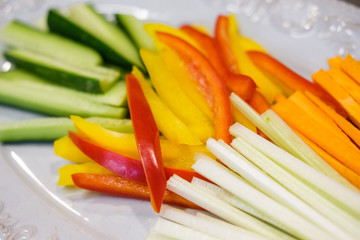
[[327, 56, 343, 69], [288, 91, 353, 145], [312, 69, 360, 128], [72, 173, 201, 209], [296, 131, 360, 189], [328, 67, 360, 104], [306, 92, 360, 148], [272, 99, 360, 175], [340, 54, 360, 85]]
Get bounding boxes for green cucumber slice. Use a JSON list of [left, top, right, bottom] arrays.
[[0, 20, 102, 67], [0, 76, 127, 118], [47, 4, 144, 70], [0, 69, 127, 107], [0, 117, 133, 142], [115, 14, 155, 50], [4, 48, 120, 93]]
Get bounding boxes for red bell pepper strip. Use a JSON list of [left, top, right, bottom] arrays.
[[157, 32, 232, 144], [215, 15, 240, 74], [69, 131, 204, 183], [249, 91, 271, 114], [246, 50, 347, 118], [126, 73, 166, 213], [72, 173, 201, 209], [181, 25, 256, 101]]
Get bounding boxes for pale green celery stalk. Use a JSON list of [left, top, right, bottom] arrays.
[[229, 93, 349, 186], [230, 123, 360, 219], [146, 229, 175, 240], [261, 109, 354, 189], [200, 142, 336, 240], [167, 175, 293, 240], [231, 136, 359, 239], [152, 217, 218, 240], [160, 205, 267, 240]]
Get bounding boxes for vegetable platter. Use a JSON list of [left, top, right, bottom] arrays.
[[0, 0, 360, 239]]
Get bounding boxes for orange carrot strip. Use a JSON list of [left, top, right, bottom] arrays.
[[328, 67, 360, 104], [327, 56, 343, 69], [272, 99, 360, 175], [306, 92, 360, 148], [296, 131, 360, 189], [289, 91, 352, 145], [247, 51, 347, 117], [340, 54, 360, 85], [312, 69, 360, 128]]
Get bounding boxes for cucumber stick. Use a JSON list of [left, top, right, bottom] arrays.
[[0, 77, 127, 118], [115, 14, 155, 50], [0, 117, 133, 142], [0, 69, 127, 107], [47, 4, 144, 70], [4, 48, 120, 93], [0, 20, 102, 67]]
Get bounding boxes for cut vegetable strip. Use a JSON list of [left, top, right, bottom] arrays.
[[54, 136, 92, 163], [140, 49, 214, 142], [230, 93, 352, 185], [203, 141, 338, 240], [296, 131, 360, 189], [328, 67, 360, 104], [68, 131, 203, 182], [126, 73, 166, 213], [306, 92, 360, 147], [157, 32, 232, 143], [312, 69, 360, 127], [160, 205, 267, 240], [72, 173, 199, 209], [167, 175, 293, 240], [340, 54, 360, 85], [132, 67, 202, 145], [247, 50, 347, 117], [272, 99, 360, 176], [229, 123, 360, 219]]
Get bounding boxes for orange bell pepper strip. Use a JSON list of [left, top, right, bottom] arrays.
[[312, 69, 360, 128], [70, 116, 212, 170], [157, 32, 232, 144], [126, 73, 166, 213], [247, 51, 347, 118], [132, 67, 202, 145], [181, 25, 256, 102], [140, 49, 214, 142], [68, 131, 205, 183], [72, 173, 201, 209]]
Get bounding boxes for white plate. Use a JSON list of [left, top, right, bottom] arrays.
[[0, 0, 359, 239]]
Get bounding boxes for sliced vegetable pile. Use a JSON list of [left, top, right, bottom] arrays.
[[0, 3, 360, 240]]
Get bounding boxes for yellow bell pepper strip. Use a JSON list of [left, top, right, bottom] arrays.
[[247, 51, 347, 118], [157, 32, 233, 144], [72, 173, 201, 209], [54, 135, 92, 163], [140, 49, 214, 142], [58, 162, 114, 186], [131, 67, 202, 145], [227, 15, 282, 103], [158, 48, 213, 121], [126, 73, 166, 213], [69, 130, 206, 183], [70, 116, 211, 170], [144, 23, 203, 52]]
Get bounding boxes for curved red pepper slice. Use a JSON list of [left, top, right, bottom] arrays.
[[72, 173, 201, 209], [126, 73, 166, 213], [247, 50, 347, 118], [181, 25, 256, 101], [157, 32, 232, 144], [68, 130, 203, 183]]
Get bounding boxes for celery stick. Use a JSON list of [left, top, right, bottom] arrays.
[[167, 175, 293, 240], [192, 152, 335, 240], [0, 117, 132, 142]]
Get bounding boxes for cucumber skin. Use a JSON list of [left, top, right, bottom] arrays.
[[47, 9, 133, 70], [0, 78, 128, 118], [0, 117, 133, 142], [4, 50, 105, 93]]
